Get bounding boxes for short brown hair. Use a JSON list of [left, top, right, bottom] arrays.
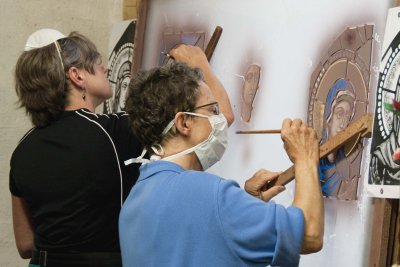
[[14, 32, 100, 127], [125, 63, 203, 149]]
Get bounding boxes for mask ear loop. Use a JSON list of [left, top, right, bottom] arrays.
[[162, 120, 175, 135], [162, 112, 193, 136]]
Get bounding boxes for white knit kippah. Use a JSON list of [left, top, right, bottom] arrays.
[[24, 28, 66, 51]]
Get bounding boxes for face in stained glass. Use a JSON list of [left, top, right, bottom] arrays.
[[308, 25, 372, 200]]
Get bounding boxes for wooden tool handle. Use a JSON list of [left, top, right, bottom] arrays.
[[205, 26, 223, 61], [267, 166, 295, 188], [236, 129, 281, 134], [266, 113, 373, 189]]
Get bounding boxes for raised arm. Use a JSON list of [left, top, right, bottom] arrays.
[[281, 118, 324, 254], [12, 195, 34, 259], [170, 45, 234, 126]]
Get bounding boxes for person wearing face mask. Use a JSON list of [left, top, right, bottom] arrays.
[[119, 63, 323, 267]]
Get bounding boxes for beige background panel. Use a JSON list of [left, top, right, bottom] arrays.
[[0, 1, 123, 266], [123, 0, 138, 19]]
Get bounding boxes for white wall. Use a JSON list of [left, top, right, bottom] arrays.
[[141, 0, 391, 266], [0, 1, 123, 266]]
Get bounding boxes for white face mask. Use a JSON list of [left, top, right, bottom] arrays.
[[124, 112, 228, 170], [162, 112, 228, 170]]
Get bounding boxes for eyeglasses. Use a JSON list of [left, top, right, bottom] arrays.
[[192, 101, 220, 115]]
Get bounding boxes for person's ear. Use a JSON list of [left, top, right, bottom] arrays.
[[174, 112, 192, 136], [67, 67, 85, 89]]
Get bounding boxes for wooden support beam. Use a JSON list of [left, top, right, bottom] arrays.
[[388, 200, 399, 266], [390, 200, 400, 266], [369, 198, 393, 267], [131, 0, 148, 76]]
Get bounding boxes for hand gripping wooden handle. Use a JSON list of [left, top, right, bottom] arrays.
[[266, 113, 373, 189]]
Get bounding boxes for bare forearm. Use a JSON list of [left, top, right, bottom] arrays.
[[12, 196, 34, 258], [292, 160, 324, 254], [198, 65, 234, 126]]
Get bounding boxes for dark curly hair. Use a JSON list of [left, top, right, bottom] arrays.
[[125, 63, 204, 150], [15, 32, 100, 128]]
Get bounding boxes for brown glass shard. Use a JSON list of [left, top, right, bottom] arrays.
[[241, 64, 261, 122]]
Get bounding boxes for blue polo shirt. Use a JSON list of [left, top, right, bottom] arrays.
[[119, 161, 304, 267]]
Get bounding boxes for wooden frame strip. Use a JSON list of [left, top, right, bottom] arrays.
[[131, 0, 148, 76]]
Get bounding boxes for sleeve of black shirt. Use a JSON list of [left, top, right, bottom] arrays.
[[9, 167, 22, 197], [98, 112, 143, 200]]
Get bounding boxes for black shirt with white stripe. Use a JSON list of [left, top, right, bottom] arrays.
[[9, 109, 142, 252]]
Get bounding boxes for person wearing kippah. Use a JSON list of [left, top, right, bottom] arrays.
[[10, 29, 232, 267]]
